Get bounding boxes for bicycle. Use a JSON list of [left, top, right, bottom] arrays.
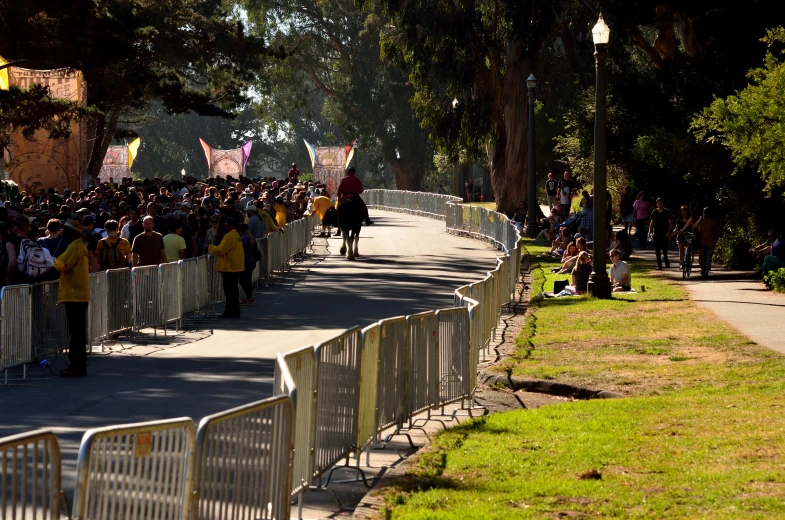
[[678, 232, 694, 279]]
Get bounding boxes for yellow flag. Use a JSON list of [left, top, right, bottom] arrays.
[[128, 137, 141, 168], [0, 55, 9, 91]]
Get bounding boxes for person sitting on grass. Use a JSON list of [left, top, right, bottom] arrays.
[[535, 208, 560, 244], [551, 251, 593, 297], [609, 229, 633, 261], [550, 226, 570, 257], [609, 248, 632, 292], [755, 229, 785, 277], [555, 242, 578, 273], [750, 229, 776, 264]]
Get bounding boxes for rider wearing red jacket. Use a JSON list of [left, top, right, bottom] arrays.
[[337, 167, 373, 227]]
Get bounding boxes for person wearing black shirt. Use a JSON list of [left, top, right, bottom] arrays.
[[545, 173, 559, 211], [648, 198, 674, 270]]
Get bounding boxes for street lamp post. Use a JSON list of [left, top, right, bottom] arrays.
[[587, 13, 612, 299], [526, 74, 538, 238]]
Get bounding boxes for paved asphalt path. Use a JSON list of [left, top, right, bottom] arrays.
[[0, 210, 500, 493]]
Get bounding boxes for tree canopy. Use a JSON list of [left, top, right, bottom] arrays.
[[692, 27, 785, 195], [0, 0, 277, 180]]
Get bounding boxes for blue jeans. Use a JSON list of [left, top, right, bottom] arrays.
[[702, 245, 715, 274]]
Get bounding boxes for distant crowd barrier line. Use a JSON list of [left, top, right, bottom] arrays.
[[0, 191, 521, 520]]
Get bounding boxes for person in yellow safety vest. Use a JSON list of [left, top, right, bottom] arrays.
[[312, 194, 338, 237], [273, 196, 287, 228], [257, 205, 282, 237], [208, 217, 245, 318], [31, 219, 91, 377]]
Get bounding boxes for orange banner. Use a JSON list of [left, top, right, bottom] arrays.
[[3, 66, 87, 193]]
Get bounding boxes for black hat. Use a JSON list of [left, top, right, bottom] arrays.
[[225, 217, 239, 227]]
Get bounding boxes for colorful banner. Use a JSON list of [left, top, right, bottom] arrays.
[[1, 60, 87, 192], [98, 138, 140, 184], [304, 140, 357, 196], [199, 139, 252, 178]]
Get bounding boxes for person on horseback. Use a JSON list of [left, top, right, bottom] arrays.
[[338, 167, 374, 226]]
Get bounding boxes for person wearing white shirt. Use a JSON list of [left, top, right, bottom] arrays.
[[609, 248, 632, 292]]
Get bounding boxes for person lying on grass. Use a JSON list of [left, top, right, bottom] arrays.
[[609, 248, 632, 292]]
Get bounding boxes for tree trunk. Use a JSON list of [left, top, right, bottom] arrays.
[[379, 137, 424, 191], [488, 38, 532, 217], [86, 108, 120, 184]]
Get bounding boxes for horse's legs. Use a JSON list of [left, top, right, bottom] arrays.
[[340, 230, 348, 256], [346, 232, 355, 260], [353, 228, 360, 257]]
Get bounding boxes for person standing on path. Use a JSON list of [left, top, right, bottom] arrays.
[[619, 186, 634, 234], [648, 198, 674, 270], [131, 216, 166, 267], [633, 192, 651, 250], [545, 173, 559, 211], [694, 207, 720, 278], [33, 219, 90, 377], [208, 217, 244, 318]]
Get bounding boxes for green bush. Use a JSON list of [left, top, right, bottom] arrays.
[[764, 268, 785, 293], [714, 226, 756, 270]]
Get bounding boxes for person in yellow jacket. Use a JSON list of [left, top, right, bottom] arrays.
[[33, 219, 90, 377], [208, 217, 244, 318], [273, 196, 287, 227], [312, 194, 339, 237], [258, 206, 282, 237]]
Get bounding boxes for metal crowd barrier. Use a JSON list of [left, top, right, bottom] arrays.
[[106, 269, 133, 336], [356, 323, 381, 453], [159, 262, 182, 331], [72, 418, 196, 520], [193, 396, 294, 520], [312, 328, 363, 478], [0, 429, 63, 519], [31, 280, 67, 359], [406, 311, 439, 417], [132, 265, 162, 332], [88, 272, 108, 350], [0, 284, 32, 378], [275, 347, 316, 501], [376, 317, 408, 433]]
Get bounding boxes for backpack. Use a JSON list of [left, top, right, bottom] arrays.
[[17, 238, 54, 278], [99, 238, 125, 270]]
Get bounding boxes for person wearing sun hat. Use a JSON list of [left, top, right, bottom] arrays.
[[33, 219, 90, 377]]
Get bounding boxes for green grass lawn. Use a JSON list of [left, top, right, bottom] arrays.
[[377, 239, 785, 519]]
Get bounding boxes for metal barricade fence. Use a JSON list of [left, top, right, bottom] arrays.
[[196, 256, 210, 313], [193, 396, 294, 520], [257, 237, 270, 281], [357, 323, 381, 453], [0, 429, 62, 519], [435, 308, 471, 406], [31, 281, 67, 359], [275, 346, 316, 498], [179, 258, 200, 316], [88, 272, 108, 348], [107, 269, 133, 336], [159, 262, 182, 330], [72, 418, 195, 520], [376, 317, 408, 432], [131, 265, 162, 332], [0, 285, 32, 374], [406, 311, 439, 418], [206, 256, 225, 307], [312, 328, 362, 478]]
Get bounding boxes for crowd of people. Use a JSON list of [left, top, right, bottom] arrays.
[[526, 169, 785, 297], [0, 163, 370, 377]]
